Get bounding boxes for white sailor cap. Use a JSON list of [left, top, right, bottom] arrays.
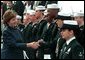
[[73, 12, 84, 17], [16, 15, 22, 20], [35, 5, 46, 11], [27, 10, 35, 15], [64, 20, 78, 25], [55, 12, 72, 20], [26, 10, 30, 14], [47, 3, 60, 9], [58, 12, 71, 16], [60, 20, 79, 30]]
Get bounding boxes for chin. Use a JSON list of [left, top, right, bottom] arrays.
[[62, 36, 65, 39], [14, 25, 16, 26]]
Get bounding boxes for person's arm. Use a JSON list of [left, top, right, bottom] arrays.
[[72, 46, 84, 59], [3, 30, 40, 50]]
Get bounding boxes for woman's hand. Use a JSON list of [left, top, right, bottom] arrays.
[[26, 42, 40, 49]]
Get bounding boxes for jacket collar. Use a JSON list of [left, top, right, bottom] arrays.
[[66, 36, 76, 45]]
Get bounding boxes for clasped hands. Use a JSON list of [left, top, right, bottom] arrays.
[[26, 39, 45, 49]]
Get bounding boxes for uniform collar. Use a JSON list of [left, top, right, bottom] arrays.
[[80, 25, 84, 30], [25, 22, 32, 27], [66, 36, 76, 45]]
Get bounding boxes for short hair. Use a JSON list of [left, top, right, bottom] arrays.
[[3, 10, 16, 26]]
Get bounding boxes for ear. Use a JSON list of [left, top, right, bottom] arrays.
[[70, 30, 74, 35]]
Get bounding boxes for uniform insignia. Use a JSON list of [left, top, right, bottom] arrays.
[[34, 26, 36, 28], [61, 49, 63, 52], [80, 29, 83, 30], [83, 50, 84, 55], [79, 52, 83, 57], [65, 48, 71, 54]]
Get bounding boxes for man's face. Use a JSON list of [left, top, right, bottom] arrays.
[[35, 10, 44, 19], [47, 9, 59, 17], [23, 15, 30, 25], [29, 15, 37, 23], [74, 16, 84, 25], [7, 1, 13, 8]]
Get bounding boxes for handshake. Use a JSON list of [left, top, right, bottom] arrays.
[[26, 39, 45, 49]]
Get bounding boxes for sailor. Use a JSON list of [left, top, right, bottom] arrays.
[[73, 12, 84, 47], [59, 20, 84, 59], [37, 3, 60, 59]]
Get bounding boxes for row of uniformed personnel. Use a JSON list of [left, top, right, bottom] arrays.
[[1, 3, 84, 59], [21, 3, 84, 59]]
